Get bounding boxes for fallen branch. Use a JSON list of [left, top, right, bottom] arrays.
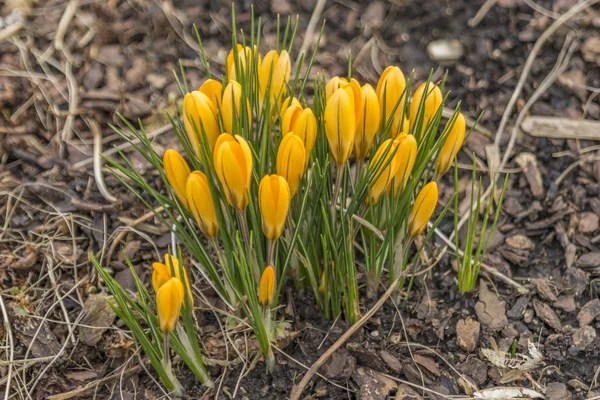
[[521, 116, 600, 140]]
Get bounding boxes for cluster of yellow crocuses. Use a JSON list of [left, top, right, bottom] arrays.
[[153, 45, 466, 333]]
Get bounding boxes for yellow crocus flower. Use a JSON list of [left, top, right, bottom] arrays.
[[186, 171, 219, 237], [436, 112, 466, 177], [258, 175, 291, 240], [276, 132, 306, 198], [163, 149, 191, 209], [258, 265, 276, 306], [156, 277, 185, 333], [408, 181, 438, 237], [213, 133, 253, 209]]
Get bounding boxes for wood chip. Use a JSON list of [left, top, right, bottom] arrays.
[[532, 299, 562, 331], [515, 152, 544, 198], [521, 116, 600, 141]]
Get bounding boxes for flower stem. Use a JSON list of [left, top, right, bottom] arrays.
[[331, 165, 344, 217]]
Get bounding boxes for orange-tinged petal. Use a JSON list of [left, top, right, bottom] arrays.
[[156, 277, 184, 333], [436, 112, 466, 177], [163, 149, 191, 209], [213, 133, 253, 209], [222, 80, 252, 134], [227, 45, 260, 82], [409, 82, 443, 131], [164, 254, 193, 307], [152, 262, 171, 294], [324, 88, 355, 166], [368, 139, 399, 204], [198, 79, 223, 113], [259, 175, 291, 240], [183, 91, 220, 156], [277, 133, 306, 198], [391, 134, 418, 194], [186, 171, 219, 237], [259, 49, 291, 101], [376, 66, 407, 137], [258, 265, 276, 306], [280, 96, 301, 118], [408, 182, 438, 237], [326, 76, 347, 101], [355, 84, 381, 160]]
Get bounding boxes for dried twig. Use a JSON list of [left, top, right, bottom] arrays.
[[0, 293, 14, 400], [469, 0, 498, 27], [73, 123, 173, 169], [104, 206, 164, 263], [87, 118, 120, 204], [295, 0, 327, 72]]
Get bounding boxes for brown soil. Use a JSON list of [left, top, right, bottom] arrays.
[[1, 0, 599, 399]]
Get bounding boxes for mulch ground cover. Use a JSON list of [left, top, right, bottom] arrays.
[[1, 0, 600, 398]]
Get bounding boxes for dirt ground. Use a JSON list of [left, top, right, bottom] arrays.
[[1, 0, 600, 399]]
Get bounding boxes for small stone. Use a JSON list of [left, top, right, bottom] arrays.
[[582, 36, 600, 65], [456, 318, 480, 352], [524, 309, 534, 323], [147, 73, 169, 90], [475, 282, 508, 330], [426, 39, 464, 63], [572, 326, 596, 350], [546, 382, 572, 400], [578, 212, 599, 233], [553, 296, 577, 313], [505, 234, 535, 250], [578, 299, 600, 326], [352, 367, 397, 400], [370, 330, 380, 338], [319, 348, 356, 379]]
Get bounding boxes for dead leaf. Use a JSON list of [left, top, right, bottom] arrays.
[[79, 293, 117, 346]]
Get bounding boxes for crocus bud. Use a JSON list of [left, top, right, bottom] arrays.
[[186, 171, 219, 237], [368, 139, 399, 204], [222, 80, 252, 134], [259, 175, 291, 240], [183, 91, 221, 155], [326, 76, 346, 101], [436, 112, 466, 177], [409, 82, 443, 131], [282, 105, 317, 157], [277, 133, 306, 198], [227, 45, 260, 82], [280, 96, 301, 118], [163, 150, 191, 209], [376, 66, 408, 137], [152, 254, 193, 306], [198, 79, 223, 114], [408, 182, 438, 237], [259, 49, 291, 102], [391, 134, 418, 194], [258, 265, 276, 306], [156, 277, 185, 333], [213, 133, 253, 210], [355, 84, 381, 160], [325, 87, 356, 166]]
